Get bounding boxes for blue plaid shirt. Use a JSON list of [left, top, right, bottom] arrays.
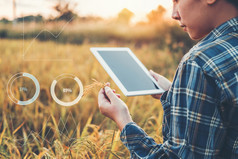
[[120, 17, 238, 159]]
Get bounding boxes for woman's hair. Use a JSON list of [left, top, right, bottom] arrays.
[[227, 0, 238, 8]]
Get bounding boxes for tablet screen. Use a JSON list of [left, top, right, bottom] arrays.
[[98, 50, 159, 92]]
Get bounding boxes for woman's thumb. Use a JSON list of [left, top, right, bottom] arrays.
[[104, 86, 117, 101], [149, 70, 159, 81]]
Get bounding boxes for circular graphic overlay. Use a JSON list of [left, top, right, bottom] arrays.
[[50, 74, 83, 106], [7, 73, 40, 105]]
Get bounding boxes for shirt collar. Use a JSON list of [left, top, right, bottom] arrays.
[[199, 16, 238, 44]]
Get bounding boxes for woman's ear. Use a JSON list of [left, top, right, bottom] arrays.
[[206, 0, 217, 5]]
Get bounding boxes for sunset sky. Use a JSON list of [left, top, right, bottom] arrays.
[[0, 0, 172, 22]]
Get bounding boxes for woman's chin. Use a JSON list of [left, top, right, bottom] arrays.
[[187, 30, 208, 40]]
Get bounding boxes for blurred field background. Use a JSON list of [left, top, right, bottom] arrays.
[[0, 1, 195, 158]]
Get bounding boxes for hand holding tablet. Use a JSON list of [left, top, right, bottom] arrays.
[[149, 70, 172, 99], [90, 47, 165, 96]]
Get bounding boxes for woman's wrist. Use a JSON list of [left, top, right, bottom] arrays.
[[115, 112, 133, 131]]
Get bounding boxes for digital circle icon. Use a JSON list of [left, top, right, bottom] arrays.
[[50, 74, 83, 106], [7, 72, 40, 105]]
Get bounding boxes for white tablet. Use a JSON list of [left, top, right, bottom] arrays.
[[90, 47, 164, 96]]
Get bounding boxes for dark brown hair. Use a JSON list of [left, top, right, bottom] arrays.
[[227, 0, 238, 8]]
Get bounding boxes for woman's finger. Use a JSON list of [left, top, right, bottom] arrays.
[[105, 82, 110, 87], [104, 86, 118, 102], [115, 93, 121, 98], [151, 94, 162, 100], [149, 70, 159, 81], [98, 88, 110, 105]]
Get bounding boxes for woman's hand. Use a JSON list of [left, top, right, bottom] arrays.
[[149, 70, 172, 100], [98, 83, 133, 131]]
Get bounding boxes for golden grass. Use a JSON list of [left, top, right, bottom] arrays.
[[83, 79, 106, 97], [0, 39, 182, 158]]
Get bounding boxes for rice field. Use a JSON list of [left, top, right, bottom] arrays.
[[0, 39, 182, 158]]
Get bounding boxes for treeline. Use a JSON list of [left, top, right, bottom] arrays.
[[0, 5, 195, 54]]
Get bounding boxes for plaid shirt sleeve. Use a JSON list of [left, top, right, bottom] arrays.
[[120, 17, 238, 159], [121, 60, 225, 159]]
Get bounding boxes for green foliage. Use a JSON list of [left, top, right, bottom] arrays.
[[0, 18, 11, 24], [16, 15, 44, 23]]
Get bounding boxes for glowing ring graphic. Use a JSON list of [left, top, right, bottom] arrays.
[[50, 74, 83, 106], [7, 73, 40, 105]]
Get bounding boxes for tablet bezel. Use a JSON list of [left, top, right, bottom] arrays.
[[90, 47, 165, 96]]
